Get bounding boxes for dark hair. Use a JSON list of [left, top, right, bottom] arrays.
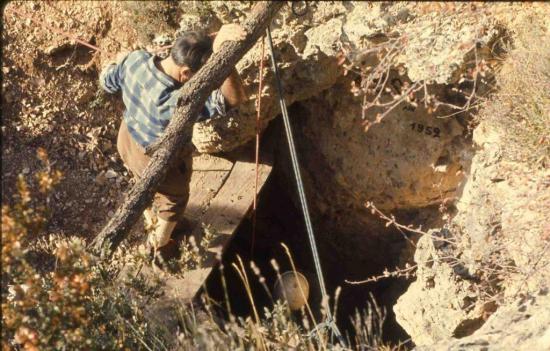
[[170, 31, 213, 72]]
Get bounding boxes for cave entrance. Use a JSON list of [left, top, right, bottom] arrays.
[[201, 113, 414, 347]]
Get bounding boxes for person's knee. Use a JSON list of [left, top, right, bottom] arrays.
[[154, 193, 189, 222]]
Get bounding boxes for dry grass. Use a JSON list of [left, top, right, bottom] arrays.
[[478, 13, 550, 166]]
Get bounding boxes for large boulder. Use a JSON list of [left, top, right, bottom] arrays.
[[186, 2, 500, 159]]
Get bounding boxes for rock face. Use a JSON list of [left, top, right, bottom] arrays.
[[394, 231, 492, 346], [187, 2, 498, 158], [393, 5, 550, 346], [295, 81, 470, 214], [394, 91, 550, 349], [415, 292, 550, 351]]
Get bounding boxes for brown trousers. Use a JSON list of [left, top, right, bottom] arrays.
[[116, 120, 193, 221]]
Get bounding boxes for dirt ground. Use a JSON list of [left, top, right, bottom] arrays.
[[1, 1, 151, 243]]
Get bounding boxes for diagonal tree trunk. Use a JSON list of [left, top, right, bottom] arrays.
[[91, 1, 284, 259]]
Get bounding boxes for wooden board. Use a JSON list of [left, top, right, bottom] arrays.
[[184, 154, 234, 226], [176, 160, 272, 299]]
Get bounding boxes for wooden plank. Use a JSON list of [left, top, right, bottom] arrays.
[[165, 160, 272, 300], [183, 154, 234, 229], [192, 153, 234, 172]]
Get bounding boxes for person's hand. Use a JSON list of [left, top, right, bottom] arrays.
[[212, 24, 246, 53]]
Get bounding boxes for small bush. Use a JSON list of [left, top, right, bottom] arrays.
[[1, 150, 155, 350]]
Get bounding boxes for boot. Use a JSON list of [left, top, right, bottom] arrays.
[[148, 217, 177, 250], [147, 218, 179, 270]]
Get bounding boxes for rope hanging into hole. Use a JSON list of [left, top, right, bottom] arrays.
[[251, 35, 266, 257], [265, 26, 346, 347]]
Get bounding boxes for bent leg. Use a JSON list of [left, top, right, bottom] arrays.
[[116, 120, 192, 248]]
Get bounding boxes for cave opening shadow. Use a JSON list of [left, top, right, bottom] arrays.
[[200, 116, 413, 349]]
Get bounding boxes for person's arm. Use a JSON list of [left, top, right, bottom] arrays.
[[99, 51, 130, 94], [212, 24, 248, 107], [221, 68, 247, 107]]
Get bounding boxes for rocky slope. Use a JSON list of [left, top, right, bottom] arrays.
[[416, 291, 550, 351]]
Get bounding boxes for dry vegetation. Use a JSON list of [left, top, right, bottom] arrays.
[[2, 151, 154, 350], [478, 16, 550, 166]]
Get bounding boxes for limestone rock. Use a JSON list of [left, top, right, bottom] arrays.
[[394, 116, 549, 346], [415, 292, 550, 351], [295, 80, 471, 213], [394, 230, 487, 346], [188, 2, 501, 155]]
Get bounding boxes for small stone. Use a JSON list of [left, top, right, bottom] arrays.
[[434, 165, 448, 173], [105, 169, 117, 179], [22, 167, 30, 174]]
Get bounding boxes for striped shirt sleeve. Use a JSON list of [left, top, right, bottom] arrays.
[[99, 63, 122, 94], [200, 88, 227, 121], [99, 53, 132, 94]]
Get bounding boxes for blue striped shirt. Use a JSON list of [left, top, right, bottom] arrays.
[[99, 50, 226, 147]]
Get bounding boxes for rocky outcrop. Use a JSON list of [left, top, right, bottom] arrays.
[[415, 291, 550, 351], [394, 102, 549, 348], [394, 5, 550, 344], [394, 230, 494, 346], [186, 2, 500, 159]]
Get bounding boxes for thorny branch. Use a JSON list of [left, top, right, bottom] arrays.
[[348, 201, 527, 299], [338, 30, 492, 130], [365, 201, 456, 246]]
